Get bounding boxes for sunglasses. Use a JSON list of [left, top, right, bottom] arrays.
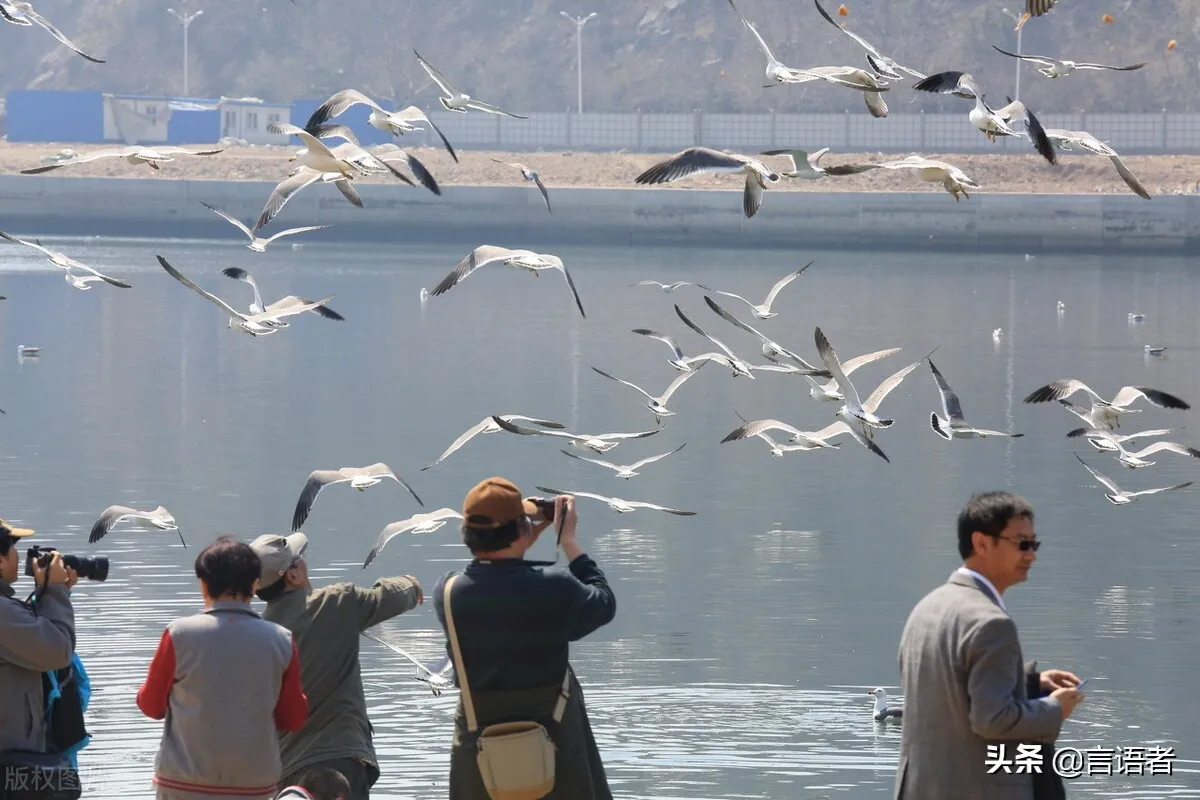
[[996, 534, 1040, 552]]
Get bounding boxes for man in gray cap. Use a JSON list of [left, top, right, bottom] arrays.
[[250, 532, 423, 800]]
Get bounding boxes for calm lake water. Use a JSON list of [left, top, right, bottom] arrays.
[[2, 235, 1199, 799]]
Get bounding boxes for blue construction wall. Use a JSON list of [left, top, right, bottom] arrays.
[[167, 109, 220, 144], [5, 91, 104, 142], [291, 99, 395, 146]]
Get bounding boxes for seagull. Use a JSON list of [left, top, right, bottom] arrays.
[[630, 329, 714, 372], [1128, 313, 1146, 322], [701, 262, 811, 319], [991, 45, 1145, 79], [674, 304, 755, 378], [912, 72, 1056, 164], [88, 505, 185, 547], [413, 50, 528, 118], [306, 123, 438, 195], [1074, 453, 1192, 505], [1023, 380, 1189, 429], [868, 688, 903, 721], [490, 415, 661, 454], [362, 508, 464, 568], [726, 0, 809, 85], [0, 1, 104, 62], [805, 347, 902, 401], [220, 267, 345, 327], [156, 255, 335, 337], [421, 415, 565, 471], [559, 442, 687, 479], [291, 463, 424, 531], [302, 89, 458, 161], [721, 417, 889, 461], [1025, 0, 1056, 18], [782, 65, 893, 118], [828, 154, 981, 201], [361, 141, 441, 196], [634, 148, 781, 218], [268, 121, 366, 179], [702, 293, 829, 375], [993, 328, 1003, 343], [1066, 429, 1200, 469], [0, 231, 131, 288], [490, 158, 552, 214], [254, 167, 362, 231], [201, 202, 330, 252], [929, 360, 1024, 440], [1070, 426, 1178, 453], [1044, 129, 1149, 199], [430, 245, 585, 318], [591, 365, 707, 423], [20, 144, 224, 174], [629, 280, 698, 293], [813, 0, 926, 81], [1057, 300, 1066, 312], [16, 345, 40, 357], [535, 487, 696, 516], [1145, 345, 1166, 356], [360, 630, 455, 696], [758, 148, 875, 180], [816, 327, 900, 434]]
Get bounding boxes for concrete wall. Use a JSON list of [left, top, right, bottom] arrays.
[[0, 175, 1197, 254]]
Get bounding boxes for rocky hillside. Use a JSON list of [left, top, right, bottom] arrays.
[[1, 0, 1197, 114]]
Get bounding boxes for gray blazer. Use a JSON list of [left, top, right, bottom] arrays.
[[894, 572, 1063, 800]]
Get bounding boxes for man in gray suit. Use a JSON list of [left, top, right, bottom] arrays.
[[894, 491, 1085, 800]]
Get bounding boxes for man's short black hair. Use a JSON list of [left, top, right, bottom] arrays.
[[0, 534, 13, 558], [296, 766, 351, 800], [463, 519, 521, 554], [957, 491, 1034, 559], [195, 536, 261, 599]]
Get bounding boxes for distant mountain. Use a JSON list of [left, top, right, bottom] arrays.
[[1, 0, 1195, 114]]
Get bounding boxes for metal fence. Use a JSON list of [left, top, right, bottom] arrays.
[[407, 110, 1200, 155]]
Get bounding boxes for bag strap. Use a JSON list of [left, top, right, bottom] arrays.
[[442, 575, 480, 733], [551, 668, 571, 723]]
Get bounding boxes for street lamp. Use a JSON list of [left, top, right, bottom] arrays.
[[167, 7, 204, 97], [1001, 8, 1022, 103], [560, 11, 597, 114]]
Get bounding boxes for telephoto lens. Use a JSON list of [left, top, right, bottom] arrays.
[[24, 546, 110, 582]]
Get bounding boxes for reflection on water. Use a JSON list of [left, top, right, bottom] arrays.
[[3, 238, 1200, 797]]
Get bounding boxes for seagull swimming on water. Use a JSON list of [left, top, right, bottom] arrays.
[[422, 415, 565, 471], [1074, 453, 1192, 505], [929, 359, 1024, 440], [362, 508, 464, 568], [559, 442, 687, 479], [536, 487, 696, 516], [491, 416, 661, 454], [0, 231, 131, 289], [0, 1, 104, 62], [413, 50, 528, 118], [430, 245, 585, 318], [635, 148, 781, 218], [89, 505, 185, 547], [291, 463, 424, 531], [201, 202, 330, 252], [1024, 380, 1189, 430], [220, 268, 345, 328], [490, 158, 552, 214], [991, 45, 1145, 79], [869, 688, 903, 721]]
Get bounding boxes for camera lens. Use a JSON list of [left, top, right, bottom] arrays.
[[62, 554, 110, 582]]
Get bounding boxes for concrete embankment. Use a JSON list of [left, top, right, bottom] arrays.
[[1, 175, 1198, 253]]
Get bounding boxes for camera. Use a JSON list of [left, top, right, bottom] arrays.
[[25, 545, 110, 583], [527, 497, 556, 522]]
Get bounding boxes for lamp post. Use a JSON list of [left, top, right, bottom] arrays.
[[1001, 8, 1022, 103], [560, 11, 597, 114], [166, 7, 204, 97]]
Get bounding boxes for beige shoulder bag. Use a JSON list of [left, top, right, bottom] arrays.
[[443, 575, 571, 800]]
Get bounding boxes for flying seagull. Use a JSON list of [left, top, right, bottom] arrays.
[[868, 688, 903, 721], [0, 1, 104, 62], [291, 463, 424, 531], [201, 202, 330, 252], [813, 0, 925, 81], [490, 158, 552, 214], [430, 245, 585, 318], [781, 65, 893, 118], [631, 329, 732, 373], [1074, 453, 1192, 505], [536, 487, 696, 516], [1066, 429, 1200, 469], [0, 231, 131, 288], [157, 256, 334, 337], [674, 304, 755, 378], [721, 416, 889, 461], [304, 123, 438, 195], [303, 89, 458, 161], [490, 416, 661, 454], [20, 144, 225, 175], [559, 442, 687, 479], [629, 280, 699, 293], [825, 154, 981, 201], [912, 72, 1056, 164], [635, 148, 781, 218], [702, 294, 829, 375], [929, 360, 1024, 440], [1024, 380, 1189, 429], [413, 50, 528, 118], [360, 630, 455, 696], [806, 347, 901, 402], [815, 327, 897, 434], [702, 262, 811, 319], [591, 364, 707, 423], [422, 415, 565, 471], [1044, 129, 1149, 200], [268, 121, 372, 180], [220, 268, 344, 327], [88, 505, 185, 547], [362, 508, 464, 568], [991, 45, 1145, 79], [726, 0, 810, 85], [254, 167, 361, 231], [1071, 426, 1177, 453], [759, 148, 875, 180]]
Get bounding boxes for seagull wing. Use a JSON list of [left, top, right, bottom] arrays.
[[431, 245, 515, 296], [913, 71, 978, 99], [305, 89, 382, 132], [531, 173, 553, 215], [675, 304, 737, 360], [657, 368, 704, 403], [490, 415, 578, 439], [863, 358, 924, 413], [423, 419, 492, 470], [88, 505, 138, 544], [19, 148, 134, 174], [362, 463, 423, 507], [363, 508, 460, 568], [268, 122, 342, 162], [23, 6, 104, 62], [814, 327, 864, 410], [592, 367, 654, 401], [1109, 155, 1149, 200], [763, 261, 813, 308], [396, 106, 459, 162], [254, 169, 325, 230], [863, 90, 890, 119], [727, 0, 781, 65], [1126, 481, 1193, 499], [156, 256, 246, 321], [814, 0, 884, 59], [760, 149, 804, 172], [464, 98, 528, 119], [154, 145, 228, 157], [0, 230, 60, 259], [1111, 386, 1190, 411], [201, 202, 254, 239], [1074, 61, 1147, 72], [1127, 441, 1200, 460], [535, 487, 615, 505], [703, 295, 770, 345], [990, 45, 1057, 67], [842, 347, 901, 376], [555, 259, 586, 318], [627, 442, 687, 471], [221, 267, 265, 310], [833, 417, 891, 461], [720, 418, 805, 443], [559, 449, 621, 472], [632, 329, 685, 361], [292, 470, 352, 530], [635, 148, 751, 184], [1027, 0, 1056, 16], [1023, 379, 1104, 405], [261, 225, 331, 245], [928, 360, 966, 423], [360, 630, 452, 680], [264, 295, 344, 321], [624, 500, 697, 515], [71, 261, 131, 288], [1074, 453, 1122, 495], [332, 177, 363, 208], [413, 50, 461, 97]]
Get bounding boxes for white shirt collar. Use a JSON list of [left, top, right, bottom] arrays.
[[955, 567, 1007, 614]]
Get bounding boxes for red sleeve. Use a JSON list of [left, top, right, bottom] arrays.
[[273, 638, 308, 732], [136, 628, 175, 720]]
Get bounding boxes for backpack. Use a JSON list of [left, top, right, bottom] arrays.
[[43, 653, 92, 766]]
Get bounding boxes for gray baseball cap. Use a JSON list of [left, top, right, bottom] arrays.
[[249, 532, 308, 590]]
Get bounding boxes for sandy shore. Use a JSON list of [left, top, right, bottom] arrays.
[[1, 141, 1199, 198]]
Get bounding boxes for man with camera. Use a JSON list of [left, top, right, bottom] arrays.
[[0, 520, 79, 798], [433, 478, 617, 800]]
